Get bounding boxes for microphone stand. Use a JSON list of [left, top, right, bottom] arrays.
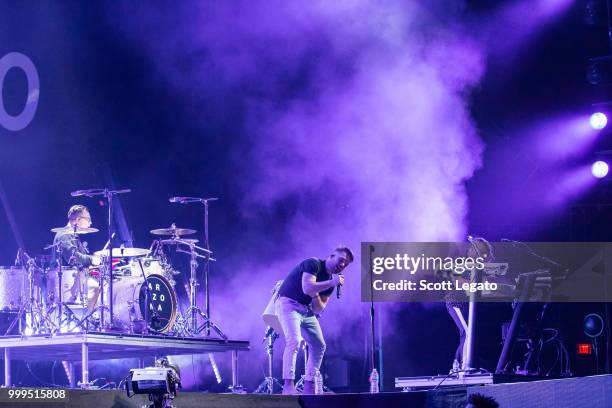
[[71, 188, 130, 329], [368, 245, 377, 388]]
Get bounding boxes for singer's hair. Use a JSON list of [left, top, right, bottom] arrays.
[[67, 205, 89, 221], [469, 237, 494, 261], [333, 245, 354, 263]]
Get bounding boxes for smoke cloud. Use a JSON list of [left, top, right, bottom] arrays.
[[103, 0, 485, 387]]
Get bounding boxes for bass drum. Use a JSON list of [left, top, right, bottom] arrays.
[[111, 274, 177, 333]]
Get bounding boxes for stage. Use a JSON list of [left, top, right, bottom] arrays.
[[0, 332, 249, 390], [0, 375, 609, 407]]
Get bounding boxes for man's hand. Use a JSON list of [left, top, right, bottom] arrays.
[[91, 255, 101, 266], [333, 274, 345, 287]]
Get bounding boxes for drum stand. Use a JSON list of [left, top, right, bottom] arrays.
[[254, 328, 283, 394], [5, 254, 50, 335]]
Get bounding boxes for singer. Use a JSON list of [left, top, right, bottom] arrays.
[[275, 246, 353, 394]]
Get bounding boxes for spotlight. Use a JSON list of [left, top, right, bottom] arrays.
[[591, 161, 609, 178], [583, 313, 604, 338], [590, 112, 607, 129]]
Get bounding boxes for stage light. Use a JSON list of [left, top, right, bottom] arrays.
[[125, 358, 181, 407], [583, 313, 604, 338], [591, 161, 609, 178], [590, 112, 607, 129]]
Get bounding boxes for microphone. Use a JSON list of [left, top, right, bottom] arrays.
[[169, 197, 187, 203], [467, 235, 474, 243], [71, 190, 90, 197], [336, 273, 343, 299]]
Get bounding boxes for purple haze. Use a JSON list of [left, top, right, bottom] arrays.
[[103, 1, 489, 387]]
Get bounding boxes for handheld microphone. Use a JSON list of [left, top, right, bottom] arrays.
[[169, 197, 186, 203]]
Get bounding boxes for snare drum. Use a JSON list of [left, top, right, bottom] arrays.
[[111, 274, 177, 333]]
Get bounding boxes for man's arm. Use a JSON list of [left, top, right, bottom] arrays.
[[311, 294, 329, 315], [301, 272, 340, 297], [57, 235, 95, 267]]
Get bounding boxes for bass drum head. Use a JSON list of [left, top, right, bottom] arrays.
[[113, 274, 177, 333], [139, 274, 177, 333]]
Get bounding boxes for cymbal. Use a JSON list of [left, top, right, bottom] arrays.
[[160, 238, 199, 245], [94, 247, 150, 258], [51, 226, 99, 235], [150, 224, 196, 237]]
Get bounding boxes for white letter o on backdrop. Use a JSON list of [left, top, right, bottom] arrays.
[[0, 52, 40, 132]]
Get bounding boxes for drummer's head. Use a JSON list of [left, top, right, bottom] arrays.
[[67, 205, 91, 228]]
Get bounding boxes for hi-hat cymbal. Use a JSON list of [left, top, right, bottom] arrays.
[[150, 224, 196, 237], [94, 247, 150, 258], [160, 238, 199, 245], [51, 226, 99, 235]]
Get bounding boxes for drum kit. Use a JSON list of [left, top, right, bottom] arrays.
[[0, 190, 226, 340]]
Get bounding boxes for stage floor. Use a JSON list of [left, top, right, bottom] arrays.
[[0, 332, 249, 389], [0, 375, 610, 408]]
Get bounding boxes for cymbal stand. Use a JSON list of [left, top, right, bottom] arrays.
[[176, 239, 226, 339], [169, 196, 226, 339]]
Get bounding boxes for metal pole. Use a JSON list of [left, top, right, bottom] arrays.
[[204, 201, 210, 336], [464, 290, 477, 371], [81, 343, 89, 388], [68, 362, 76, 388], [231, 350, 238, 389], [4, 348, 11, 387], [107, 191, 113, 326]]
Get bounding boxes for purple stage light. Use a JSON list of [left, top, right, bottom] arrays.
[[591, 161, 609, 178], [590, 112, 607, 130]]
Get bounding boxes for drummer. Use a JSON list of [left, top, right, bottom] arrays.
[[53, 205, 101, 311]]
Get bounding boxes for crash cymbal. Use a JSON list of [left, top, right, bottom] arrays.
[[51, 226, 99, 235], [94, 247, 150, 258], [150, 223, 196, 237]]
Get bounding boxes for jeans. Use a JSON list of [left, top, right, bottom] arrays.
[[276, 296, 326, 381]]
